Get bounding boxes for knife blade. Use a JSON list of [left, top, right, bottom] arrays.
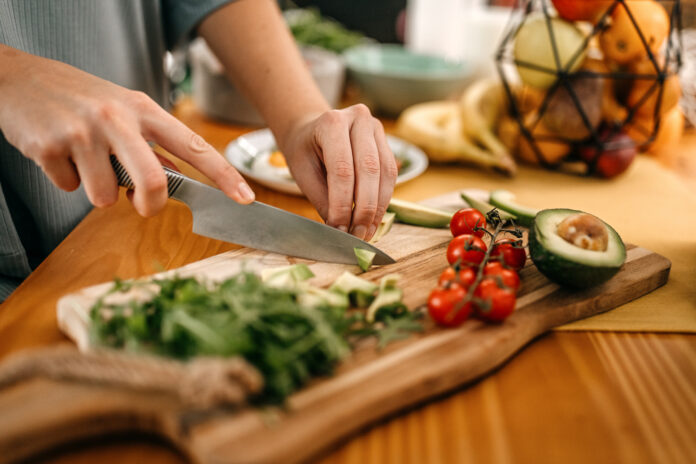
[[110, 156, 395, 265]]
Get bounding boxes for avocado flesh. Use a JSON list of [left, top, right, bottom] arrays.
[[489, 190, 539, 228], [529, 209, 626, 288], [387, 198, 453, 228]]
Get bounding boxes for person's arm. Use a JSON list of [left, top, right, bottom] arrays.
[[198, 0, 398, 241], [0, 43, 255, 217]]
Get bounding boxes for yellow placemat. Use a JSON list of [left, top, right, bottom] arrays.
[[397, 156, 696, 333]]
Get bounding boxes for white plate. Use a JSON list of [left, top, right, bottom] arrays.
[[224, 128, 429, 196]]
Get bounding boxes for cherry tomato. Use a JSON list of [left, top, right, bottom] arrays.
[[446, 235, 488, 266], [473, 279, 516, 322], [438, 265, 477, 287], [427, 283, 472, 327], [490, 239, 527, 270], [450, 208, 487, 238], [483, 261, 520, 292]]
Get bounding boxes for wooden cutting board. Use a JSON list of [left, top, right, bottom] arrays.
[[0, 191, 671, 464]]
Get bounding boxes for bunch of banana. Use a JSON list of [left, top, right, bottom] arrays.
[[395, 78, 517, 176]]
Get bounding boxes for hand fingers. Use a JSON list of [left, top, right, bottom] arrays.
[[372, 121, 398, 237], [38, 153, 81, 192], [71, 137, 119, 208], [291, 158, 330, 221], [141, 104, 254, 204], [315, 111, 355, 232], [105, 120, 169, 217], [348, 110, 381, 240]]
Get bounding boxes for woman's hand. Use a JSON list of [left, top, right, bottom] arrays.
[[280, 104, 398, 241], [0, 44, 255, 217]]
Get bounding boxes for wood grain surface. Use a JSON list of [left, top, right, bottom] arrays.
[[0, 237, 672, 463], [0, 99, 694, 464]]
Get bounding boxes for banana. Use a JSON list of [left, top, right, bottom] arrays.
[[396, 101, 516, 176], [458, 78, 517, 174]]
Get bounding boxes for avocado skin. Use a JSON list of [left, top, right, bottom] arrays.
[[528, 221, 624, 289]]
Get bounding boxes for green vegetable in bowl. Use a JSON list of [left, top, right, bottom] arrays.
[[285, 8, 367, 53]]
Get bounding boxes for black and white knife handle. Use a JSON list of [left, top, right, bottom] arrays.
[[110, 155, 185, 197]]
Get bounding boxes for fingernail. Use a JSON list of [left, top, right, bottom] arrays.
[[338, 225, 348, 233], [351, 224, 367, 240], [237, 183, 255, 203], [366, 224, 377, 241]]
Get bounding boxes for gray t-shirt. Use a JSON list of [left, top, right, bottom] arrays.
[[0, 0, 234, 301]]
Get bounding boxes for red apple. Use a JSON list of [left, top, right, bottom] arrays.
[[551, 0, 612, 23], [579, 132, 637, 178]]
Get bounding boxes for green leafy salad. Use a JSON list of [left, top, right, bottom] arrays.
[[89, 265, 421, 404]]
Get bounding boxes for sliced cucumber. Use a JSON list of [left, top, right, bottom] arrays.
[[369, 211, 396, 244], [354, 248, 376, 272], [261, 263, 315, 288], [366, 274, 404, 322], [387, 198, 453, 228], [489, 190, 539, 227], [330, 271, 378, 308], [460, 191, 517, 222]]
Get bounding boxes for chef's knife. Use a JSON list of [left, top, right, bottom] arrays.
[[110, 156, 394, 265]]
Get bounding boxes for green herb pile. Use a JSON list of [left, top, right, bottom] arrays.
[[89, 270, 421, 404], [285, 8, 367, 54]]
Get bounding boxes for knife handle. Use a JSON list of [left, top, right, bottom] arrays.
[[110, 155, 185, 197]]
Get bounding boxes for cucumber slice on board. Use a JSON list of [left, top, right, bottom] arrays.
[[529, 209, 626, 288], [489, 190, 539, 227], [387, 198, 453, 228], [354, 248, 376, 272], [460, 192, 517, 222]]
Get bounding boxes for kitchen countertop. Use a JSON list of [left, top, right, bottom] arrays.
[[0, 98, 695, 464]]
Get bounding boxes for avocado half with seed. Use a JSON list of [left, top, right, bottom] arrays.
[[529, 209, 626, 288]]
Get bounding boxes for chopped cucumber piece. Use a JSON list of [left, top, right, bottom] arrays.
[[489, 190, 540, 227], [261, 263, 314, 288], [297, 285, 350, 309], [460, 191, 517, 222], [354, 248, 376, 272], [366, 274, 404, 322], [388, 198, 453, 228], [369, 211, 396, 244], [330, 271, 378, 308]]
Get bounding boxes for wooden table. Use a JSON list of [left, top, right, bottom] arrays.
[[1, 99, 695, 464]]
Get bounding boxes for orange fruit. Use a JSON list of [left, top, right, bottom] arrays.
[[599, 0, 670, 65], [518, 114, 571, 165], [624, 105, 684, 158], [626, 58, 681, 117]]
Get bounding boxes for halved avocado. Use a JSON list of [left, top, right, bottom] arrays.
[[529, 209, 626, 288], [489, 190, 539, 228], [387, 198, 453, 228]]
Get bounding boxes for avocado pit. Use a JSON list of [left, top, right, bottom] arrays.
[[556, 213, 609, 252]]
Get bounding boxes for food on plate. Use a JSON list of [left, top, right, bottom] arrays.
[[599, 0, 670, 65], [529, 209, 626, 288], [542, 72, 603, 140], [458, 78, 512, 163], [253, 150, 293, 180], [489, 189, 540, 228], [513, 15, 586, 89], [396, 101, 516, 175], [450, 208, 487, 238], [551, 0, 612, 22], [354, 248, 376, 272], [90, 265, 422, 403], [579, 131, 637, 178], [460, 191, 518, 223], [446, 234, 488, 266], [387, 197, 453, 228], [518, 115, 572, 165]]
